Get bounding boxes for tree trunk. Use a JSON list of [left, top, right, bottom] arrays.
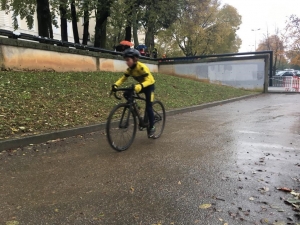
[[125, 25, 131, 41], [124, 6, 132, 41], [132, 5, 139, 47], [60, 2, 68, 42], [48, 18, 53, 39], [94, 19, 107, 48], [99, 19, 107, 48], [82, 0, 89, 45], [71, 1, 79, 43], [124, 0, 132, 41], [36, 0, 52, 38], [145, 26, 155, 49], [94, 0, 112, 48]]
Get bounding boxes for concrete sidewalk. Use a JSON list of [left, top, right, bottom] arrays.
[[0, 94, 300, 225]]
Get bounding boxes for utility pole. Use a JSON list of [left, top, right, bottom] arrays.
[[251, 28, 260, 51]]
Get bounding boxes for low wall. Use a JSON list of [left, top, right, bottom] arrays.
[[0, 37, 269, 91], [159, 56, 269, 91], [0, 38, 158, 72]]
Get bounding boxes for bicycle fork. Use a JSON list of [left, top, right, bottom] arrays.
[[118, 106, 131, 129]]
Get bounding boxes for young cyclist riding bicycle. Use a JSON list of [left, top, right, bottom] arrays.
[[111, 48, 156, 138]]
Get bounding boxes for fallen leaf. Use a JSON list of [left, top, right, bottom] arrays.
[[178, 181, 181, 185], [199, 204, 212, 209], [273, 222, 286, 225], [277, 187, 292, 192], [6, 221, 19, 225], [260, 218, 268, 224], [54, 208, 59, 212], [249, 197, 254, 201], [291, 191, 300, 197], [285, 198, 300, 205]]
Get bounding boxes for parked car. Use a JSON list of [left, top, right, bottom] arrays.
[[276, 71, 296, 76], [281, 71, 296, 76]]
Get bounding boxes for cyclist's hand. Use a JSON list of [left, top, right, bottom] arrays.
[[134, 84, 142, 93], [111, 84, 118, 92]]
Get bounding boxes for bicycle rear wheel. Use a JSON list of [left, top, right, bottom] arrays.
[[106, 103, 137, 151], [152, 100, 166, 139]]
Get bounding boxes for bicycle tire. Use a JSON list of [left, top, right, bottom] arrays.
[[152, 100, 166, 139], [106, 103, 137, 151]]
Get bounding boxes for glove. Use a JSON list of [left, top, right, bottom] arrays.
[[134, 84, 142, 93], [111, 84, 118, 92]]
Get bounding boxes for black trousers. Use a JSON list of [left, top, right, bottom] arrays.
[[124, 84, 155, 128]]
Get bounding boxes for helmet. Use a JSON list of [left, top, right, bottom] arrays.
[[123, 48, 140, 58]]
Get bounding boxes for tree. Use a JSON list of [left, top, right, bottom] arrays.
[[82, 0, 90, 45], [59, 0, 68, 41], [106, 0, 127, 49], [141, 0, 181, 50], [284, 15, 300, 67], [36, 0, 53, 38], [1, 0, 35, 30], [94, 0, 113, 48], [124, 0, 132, 41], [257, 28, 285, 75], [157, 0, 242, 56], [70, 1, 79, 43]]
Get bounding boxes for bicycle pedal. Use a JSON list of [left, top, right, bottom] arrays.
[[139, 126, 145, 131]]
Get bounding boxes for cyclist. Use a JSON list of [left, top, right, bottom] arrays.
[[111, 48, 156, 138]]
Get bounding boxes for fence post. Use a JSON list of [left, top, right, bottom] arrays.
[[264, 54, 269, 93], [269, 51, 273, 87]]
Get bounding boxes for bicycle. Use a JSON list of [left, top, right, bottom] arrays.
[[106, 85, 166, 151]]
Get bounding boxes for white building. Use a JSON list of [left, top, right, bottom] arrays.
[[0, 9, 145, 47], [0, 10, 75, 42]]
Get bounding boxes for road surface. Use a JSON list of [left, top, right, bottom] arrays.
[[1, 94, 300, 225]]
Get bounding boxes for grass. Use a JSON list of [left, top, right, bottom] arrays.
[[0, 71, 255, 139]]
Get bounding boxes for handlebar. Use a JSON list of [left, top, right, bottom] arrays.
[[110, 85, 137, 100]]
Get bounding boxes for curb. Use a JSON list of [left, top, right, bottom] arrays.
[[268, 91, 300, 94], [0, 93, 261, 151]]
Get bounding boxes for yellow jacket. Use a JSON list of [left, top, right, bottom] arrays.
[[115, 61, 155, 88]]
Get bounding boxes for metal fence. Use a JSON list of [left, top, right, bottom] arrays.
[[270, 76, 300, 92], [0, 29, 156, 61], [272, 76, 285, 87]]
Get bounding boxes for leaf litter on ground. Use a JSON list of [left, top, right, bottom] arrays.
[[0, 71, 255, 139]]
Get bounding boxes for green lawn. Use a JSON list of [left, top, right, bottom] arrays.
[[0, 71, 255, 139]]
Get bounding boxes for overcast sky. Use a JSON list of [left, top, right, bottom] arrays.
[[221, 0, 299, 52]]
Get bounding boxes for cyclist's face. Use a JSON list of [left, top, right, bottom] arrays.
[[125, 57, 135, 67]]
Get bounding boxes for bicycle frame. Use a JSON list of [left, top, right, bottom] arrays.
[[112, 87, 149, 129]]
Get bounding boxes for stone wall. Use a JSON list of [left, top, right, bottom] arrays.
[[159, 55, 269, 91], [0, 38, 158, 72]]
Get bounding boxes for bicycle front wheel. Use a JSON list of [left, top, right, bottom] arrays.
[[106, 103, 137, 151], [152, 100, 166, 139]]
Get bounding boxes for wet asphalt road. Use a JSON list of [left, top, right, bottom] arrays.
[[0, 94, 300, 225]]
